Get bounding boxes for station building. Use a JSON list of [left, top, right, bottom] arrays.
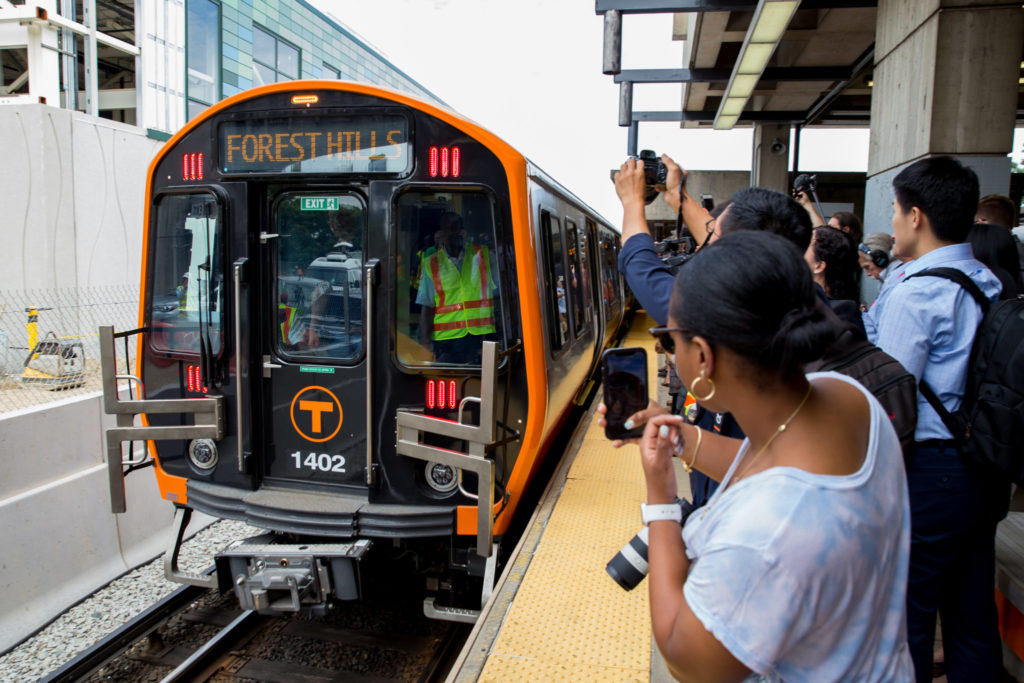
[[0, 0, 441, 292], [0, 0, 442, 655]]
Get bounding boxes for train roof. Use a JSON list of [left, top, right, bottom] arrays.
[[158, 80, 620, 236]]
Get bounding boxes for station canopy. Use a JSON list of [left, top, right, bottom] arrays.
[[600, 0, 880, 129]]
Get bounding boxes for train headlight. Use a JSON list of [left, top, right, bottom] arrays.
[[425, 462, 458, 493], [188, 439, 218, 470]]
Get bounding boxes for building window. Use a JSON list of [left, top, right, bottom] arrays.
[[323, 63, 340, 80], [253, 25, 300, 86], [186, 0, 219, 120]]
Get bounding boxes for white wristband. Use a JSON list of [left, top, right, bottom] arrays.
[[641, 502, 682, 525]]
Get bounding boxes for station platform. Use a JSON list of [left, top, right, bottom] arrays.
[[447, 311, 1024, 682], [451, 312, 678, 682]]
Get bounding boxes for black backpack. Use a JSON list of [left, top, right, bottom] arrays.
[[806, 326, 918, 456], [907, 267, 1024, 484]]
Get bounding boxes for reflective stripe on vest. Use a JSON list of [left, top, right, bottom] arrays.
[[428, 244, 496, 340]]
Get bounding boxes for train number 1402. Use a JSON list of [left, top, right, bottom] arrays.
[[290, 451, 346, 473]]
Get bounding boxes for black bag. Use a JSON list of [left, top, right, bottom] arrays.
[[908, 267, 1024, 484], [807, 327, 918, 455]]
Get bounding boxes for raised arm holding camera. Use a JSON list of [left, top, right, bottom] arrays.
[[614, 153, 715, 325]]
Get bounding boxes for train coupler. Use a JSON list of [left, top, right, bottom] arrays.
[[215, 535, 371, 615]]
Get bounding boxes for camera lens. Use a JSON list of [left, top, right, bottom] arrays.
[[606, 526, 649, 591]]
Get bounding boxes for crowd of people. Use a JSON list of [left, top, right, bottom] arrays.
[[603, 152, 1021, 681]]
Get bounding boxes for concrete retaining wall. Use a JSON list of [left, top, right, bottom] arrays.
[[0, 392, 208, 653]]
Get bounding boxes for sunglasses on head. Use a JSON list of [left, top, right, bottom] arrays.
[[649, 326, 686, 354]]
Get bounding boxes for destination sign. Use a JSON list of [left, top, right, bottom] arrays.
[[220, 114, 409, 175]]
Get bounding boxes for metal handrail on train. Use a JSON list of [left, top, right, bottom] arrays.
[[395, 341, 500, 559], [99, 325, 225, 514]]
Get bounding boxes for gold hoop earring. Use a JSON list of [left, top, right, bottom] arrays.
[[689, 371, 716, 402]]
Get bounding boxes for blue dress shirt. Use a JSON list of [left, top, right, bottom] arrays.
[[864, 243, 1001, 441]]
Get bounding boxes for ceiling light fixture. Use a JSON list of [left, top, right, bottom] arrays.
[[714, 0, 800, 130]]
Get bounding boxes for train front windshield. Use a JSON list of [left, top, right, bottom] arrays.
[[395, 190, 504, 367], [149, 193, 224, 355]]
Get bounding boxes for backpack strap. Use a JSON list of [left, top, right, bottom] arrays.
[[905, 267, 991, 446], [905, 267, 991, 313], [917, 379, 961, 444]]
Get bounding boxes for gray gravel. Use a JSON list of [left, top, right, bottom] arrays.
[[0, 518, 261, 683]]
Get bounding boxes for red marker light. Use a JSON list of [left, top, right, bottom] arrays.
[[451, 146, 460, 178], [448, 380, 457, 409], [426, 379, 436, 409], [182, 153, 204, 181], [440, 146, 450, 178], [429, 146, 439, 178]]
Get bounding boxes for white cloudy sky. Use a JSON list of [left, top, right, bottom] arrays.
[[309, 0, 1020, 222]]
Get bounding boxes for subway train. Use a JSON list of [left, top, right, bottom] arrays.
[[100, 80, 630, 620]]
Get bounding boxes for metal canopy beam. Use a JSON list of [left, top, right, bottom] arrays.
[[613, 66, 853, 83], [632, 109, 870, 123], [595, 0, 876, 13]]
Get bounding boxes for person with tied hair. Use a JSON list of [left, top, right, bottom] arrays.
[[806, 226, 860, 301], [640, 230, 912, 681]]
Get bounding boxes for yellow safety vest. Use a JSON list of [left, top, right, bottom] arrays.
[[428, 245, 496, 340], [279, 303, 298, 343]]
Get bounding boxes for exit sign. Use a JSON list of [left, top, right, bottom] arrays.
[[300, 197, 340, 211]]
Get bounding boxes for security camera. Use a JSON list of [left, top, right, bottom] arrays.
[[769, 138, 787, 156]]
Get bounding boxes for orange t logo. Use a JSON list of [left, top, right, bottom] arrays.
[[298, 400, 333, 433]]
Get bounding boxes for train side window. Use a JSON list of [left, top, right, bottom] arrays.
[[581, 220, 597, 317], [148, 193, 224, 356], [600, 233, 620, 319], [542, 210, 569, 351], [566, 220, 587, 337]]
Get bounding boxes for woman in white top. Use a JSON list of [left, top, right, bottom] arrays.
[[641, 231, 913, 681]]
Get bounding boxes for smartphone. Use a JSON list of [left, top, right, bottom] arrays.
[[602, 347, 649, 440], [700, 193, 714, 211]]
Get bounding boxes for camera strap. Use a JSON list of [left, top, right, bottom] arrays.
[[676, 182, 712, 253]]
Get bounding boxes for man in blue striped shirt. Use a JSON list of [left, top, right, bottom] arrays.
[[863, 156, 1007, 682]]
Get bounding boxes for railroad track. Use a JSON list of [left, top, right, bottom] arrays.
[[42, 581, 469, 682]]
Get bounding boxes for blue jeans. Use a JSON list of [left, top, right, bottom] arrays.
[[905, 444, 1010, 682]]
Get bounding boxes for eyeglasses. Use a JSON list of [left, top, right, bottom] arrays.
[[704, 217, 716, 236], [649, 326, 686, 354]]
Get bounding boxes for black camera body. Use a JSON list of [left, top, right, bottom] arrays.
[[792, 173, 817, 197], [638, 149, 668, 204]]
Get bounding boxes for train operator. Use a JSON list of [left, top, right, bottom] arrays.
[[416, 211, 498, 364]]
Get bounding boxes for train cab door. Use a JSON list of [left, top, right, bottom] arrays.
[[258, 189, 370, 491]]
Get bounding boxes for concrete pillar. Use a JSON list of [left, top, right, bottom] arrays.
[[751, 123, 790, 192], [863, 0, 1024, 236]]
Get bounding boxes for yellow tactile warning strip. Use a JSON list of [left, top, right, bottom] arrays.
[[472, 314, 660, 682]]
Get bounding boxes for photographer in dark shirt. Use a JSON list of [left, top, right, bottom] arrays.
[[610, 155, 817, 506]]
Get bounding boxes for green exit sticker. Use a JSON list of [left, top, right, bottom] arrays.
[[300, 366, 335, 374], [300, 196, 340, 211]]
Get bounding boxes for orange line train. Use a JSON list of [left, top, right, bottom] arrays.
[[100, 80, 629, 620]]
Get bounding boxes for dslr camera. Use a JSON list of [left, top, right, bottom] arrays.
[[638, 149, 668, 204], [792, 173, 817, 198], [654, 236, 696, 274]]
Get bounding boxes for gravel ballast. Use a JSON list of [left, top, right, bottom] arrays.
[[0, 519, 259, 683]]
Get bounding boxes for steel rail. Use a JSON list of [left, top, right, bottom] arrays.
[[39, 572, 214, 683]]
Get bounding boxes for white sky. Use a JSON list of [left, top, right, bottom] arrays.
[[309, 0, 1022, 223]]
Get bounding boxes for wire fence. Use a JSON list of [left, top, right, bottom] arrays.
[[0, 286, 141, 415]]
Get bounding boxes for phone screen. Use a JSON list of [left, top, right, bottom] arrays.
[[603, 348, 649, 440]]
